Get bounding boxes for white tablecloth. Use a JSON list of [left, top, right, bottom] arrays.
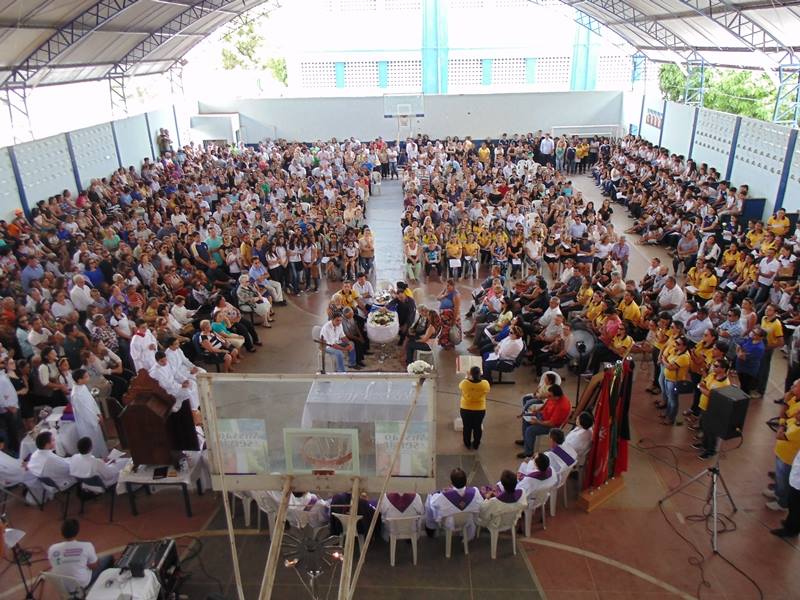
[[366, 314, 399, 344], [116, 451, 211, 495], [87, 568, 160, 600], [301, 380, 430, 428]]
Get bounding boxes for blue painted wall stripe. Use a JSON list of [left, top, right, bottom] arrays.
[[481, 59, 492, 86], [110, 120, 123, 168], [657, 99, 667, 147], [144, 112, 156, 160], [7, 147, 29, 218], [775, 128, 798, 212], [335, 62, 345, 88], [525, 58, 536, 84], [172, 104, 182, 148], [378, 61, 389, 88], [64, 132, 82, 191], [725, 116, 742, 181], [688, 107, 699, 158], [638, 94, 645, 135]]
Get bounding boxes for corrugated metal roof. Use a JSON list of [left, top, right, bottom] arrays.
[[0, 0, 798, 89]]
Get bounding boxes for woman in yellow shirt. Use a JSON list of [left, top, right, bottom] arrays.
[[459, 366, 490, 450], [446, 236, 463, 279], [661, 335, 692, 425], [695, 358, 732, 459], [462, 233, 480, 279]]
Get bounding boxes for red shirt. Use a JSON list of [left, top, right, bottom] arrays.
[[540, 395, 571, 427]]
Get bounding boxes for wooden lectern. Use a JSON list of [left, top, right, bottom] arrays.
[[120, 369, 199, 467]]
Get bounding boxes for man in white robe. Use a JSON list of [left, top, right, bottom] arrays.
[[478, 470, 527, 529], [544, 429, 578, 485], [27, 431, 75, 491], [68, 436, 129, 492], [378, 492, 424, 542], [0, 435, 44, 505], [515, 453, 557, 499], [564, 411, 594, 459], [149, 352, 199, 411], [129, 320, 158, 373], [70, 370, 107, 458], [165, 338, 205, 383], [425, 468, 483, 539]]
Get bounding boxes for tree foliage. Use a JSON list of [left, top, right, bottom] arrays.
[[658, 63, 777, 121], [220, 4, 287, 86]]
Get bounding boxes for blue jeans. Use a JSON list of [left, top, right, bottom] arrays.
[[325, 346, 356, 372], [522, 422, 551, 455], [776, 456, 791, 508], [664, 380, 679, 424]]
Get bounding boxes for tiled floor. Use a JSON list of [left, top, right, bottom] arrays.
[[3, 177, 798, 600]]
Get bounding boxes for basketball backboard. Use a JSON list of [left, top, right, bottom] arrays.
[[382, 94, 425, 118]]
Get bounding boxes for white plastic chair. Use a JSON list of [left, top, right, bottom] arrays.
[[384, 515, 422, 566], [231, 491, 254, 527], [523, 488, 551, 537], [549, 463, 577, 517], [478, 508, 523, 559], [443, 511, 474, 558], [331, 512, 365, 553], [40, 571, 85, 599], [250, 490, 278, 534]]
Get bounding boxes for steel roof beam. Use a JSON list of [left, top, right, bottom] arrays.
[[676, 0, 795, 66], [1, 0, 140, 87]]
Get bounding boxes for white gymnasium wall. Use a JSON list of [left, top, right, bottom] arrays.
[[197, 91, 625, 142], [114, 114, 154, 167], [70, 123, 120, 189], [729, 117, 792, 216], [146, 108, 176, 152], [0, 148, 23, 221], [190, 115, 240, 144], [785, 136, 800, 213], [639, 94, 664, 144], [660, 101, 694, 157], [14, 134, 77, 208], [691, 108, 737, 173]]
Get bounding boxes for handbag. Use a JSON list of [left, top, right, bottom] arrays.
[[449, 324, 463, 346]]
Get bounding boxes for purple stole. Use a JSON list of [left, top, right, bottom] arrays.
[[551, 445, 576, 466], [443, 487, 476, 510], [387, 492, 417, 512], [496, 489, 523, 503], [302, 496, 318, 511], [524, 467, 553, 481]]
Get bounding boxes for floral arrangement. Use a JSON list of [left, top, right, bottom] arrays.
[[374, 289, 394, 304], [407, 360, 434, 375], [369, 309, 397, 326]]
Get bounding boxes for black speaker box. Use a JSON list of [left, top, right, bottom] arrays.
[[706, 385, 750, 440]]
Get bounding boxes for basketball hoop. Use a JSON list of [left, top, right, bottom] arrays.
[[300, 435, 353, 470], [398, 115, 410, 127]]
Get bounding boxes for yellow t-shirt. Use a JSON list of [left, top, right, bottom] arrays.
[[422, 233, 438, 246], [746, 229, 764, 249], [686, 267, 701, 289], [767, 215, 791, 236], [459, 378, 490, 411], [586, 300, 603, 323], [332, 289, 360, 309], [696, 274, 718, 300], [665, 350, 691, 382], [611, 335, 633, 357], [761, 316, 784, 348], [478, 147, 491, 163], [652, 326, 669, 351], [621, 300, 641, 324], [698, 374, 731, 411], [776, 401, 800, 464], [463, 242, 480, 259], [721, 249, 740, 269], [446, 241, 463, 258], [690, 343, 714, 375], [577, 287, 593, 307], [477, 230, 492, 249]]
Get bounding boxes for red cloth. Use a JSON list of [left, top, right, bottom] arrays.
[[584, 370, 613, 490], [540, 395, 571, 428]]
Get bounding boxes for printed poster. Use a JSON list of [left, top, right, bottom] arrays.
[[217, 418, 269, 474], [375, 421, 432, 477]]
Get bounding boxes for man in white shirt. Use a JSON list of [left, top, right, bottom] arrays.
[[27, 316, 53, 354], [564, 412, 593, 458], [48, 518, 112, 588], [482, 326, 524, 383], [478, 470, 527, 529], [149, 352, 199, 412], [0, 365, 19, 453], [27, 431, 75, 491], [656, 276, 685, 315], [425, 467, 484, 539], [352, 272, 374, 319], [68, 436, 129, 490], [319, 312, 358, 373], [752, 247, 780, 304], [165, 337, 205, 383], [539, 134, 555, 165], [129, 319, 158, 373], [69, 275, 94, 315]]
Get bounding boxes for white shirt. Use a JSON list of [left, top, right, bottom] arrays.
[[69, 284, 94, 312], [477, 489, 527, 529], [320, 320, 346, 347], [149, 362, 198, 412], [790, 446, 800, 491], [352, 280, 374, 301], [545, 444, 578, 483], [564, 426, 592, 457], [657, 284, 685, 314], [515, 465, 558, 497], [68, 452, 128, 488], [27, 448, 74, 489], [129, 329, 158, 372], [48, 540, 97, 587], [539, 137, 554, 155], [52, 299, 76, 319], [71, 384, 107, 458], [494, 336, 524, 361], [0, 372, 18, 410], [757, 257, 780, 286]]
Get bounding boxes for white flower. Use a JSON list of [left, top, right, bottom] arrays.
[[407, 360, 434, 374]]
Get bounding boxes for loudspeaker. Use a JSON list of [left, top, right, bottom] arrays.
[[706, 385, 750, 440]]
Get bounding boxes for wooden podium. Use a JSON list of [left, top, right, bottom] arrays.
[[120, 369, 199, 467]]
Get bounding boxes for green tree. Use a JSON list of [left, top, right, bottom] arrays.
[[657, 64, 777, 121], [220, 3, 287, 86], [265, 57, 288, 86]]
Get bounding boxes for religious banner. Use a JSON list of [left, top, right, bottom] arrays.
[[217, 418, 269, 475]]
